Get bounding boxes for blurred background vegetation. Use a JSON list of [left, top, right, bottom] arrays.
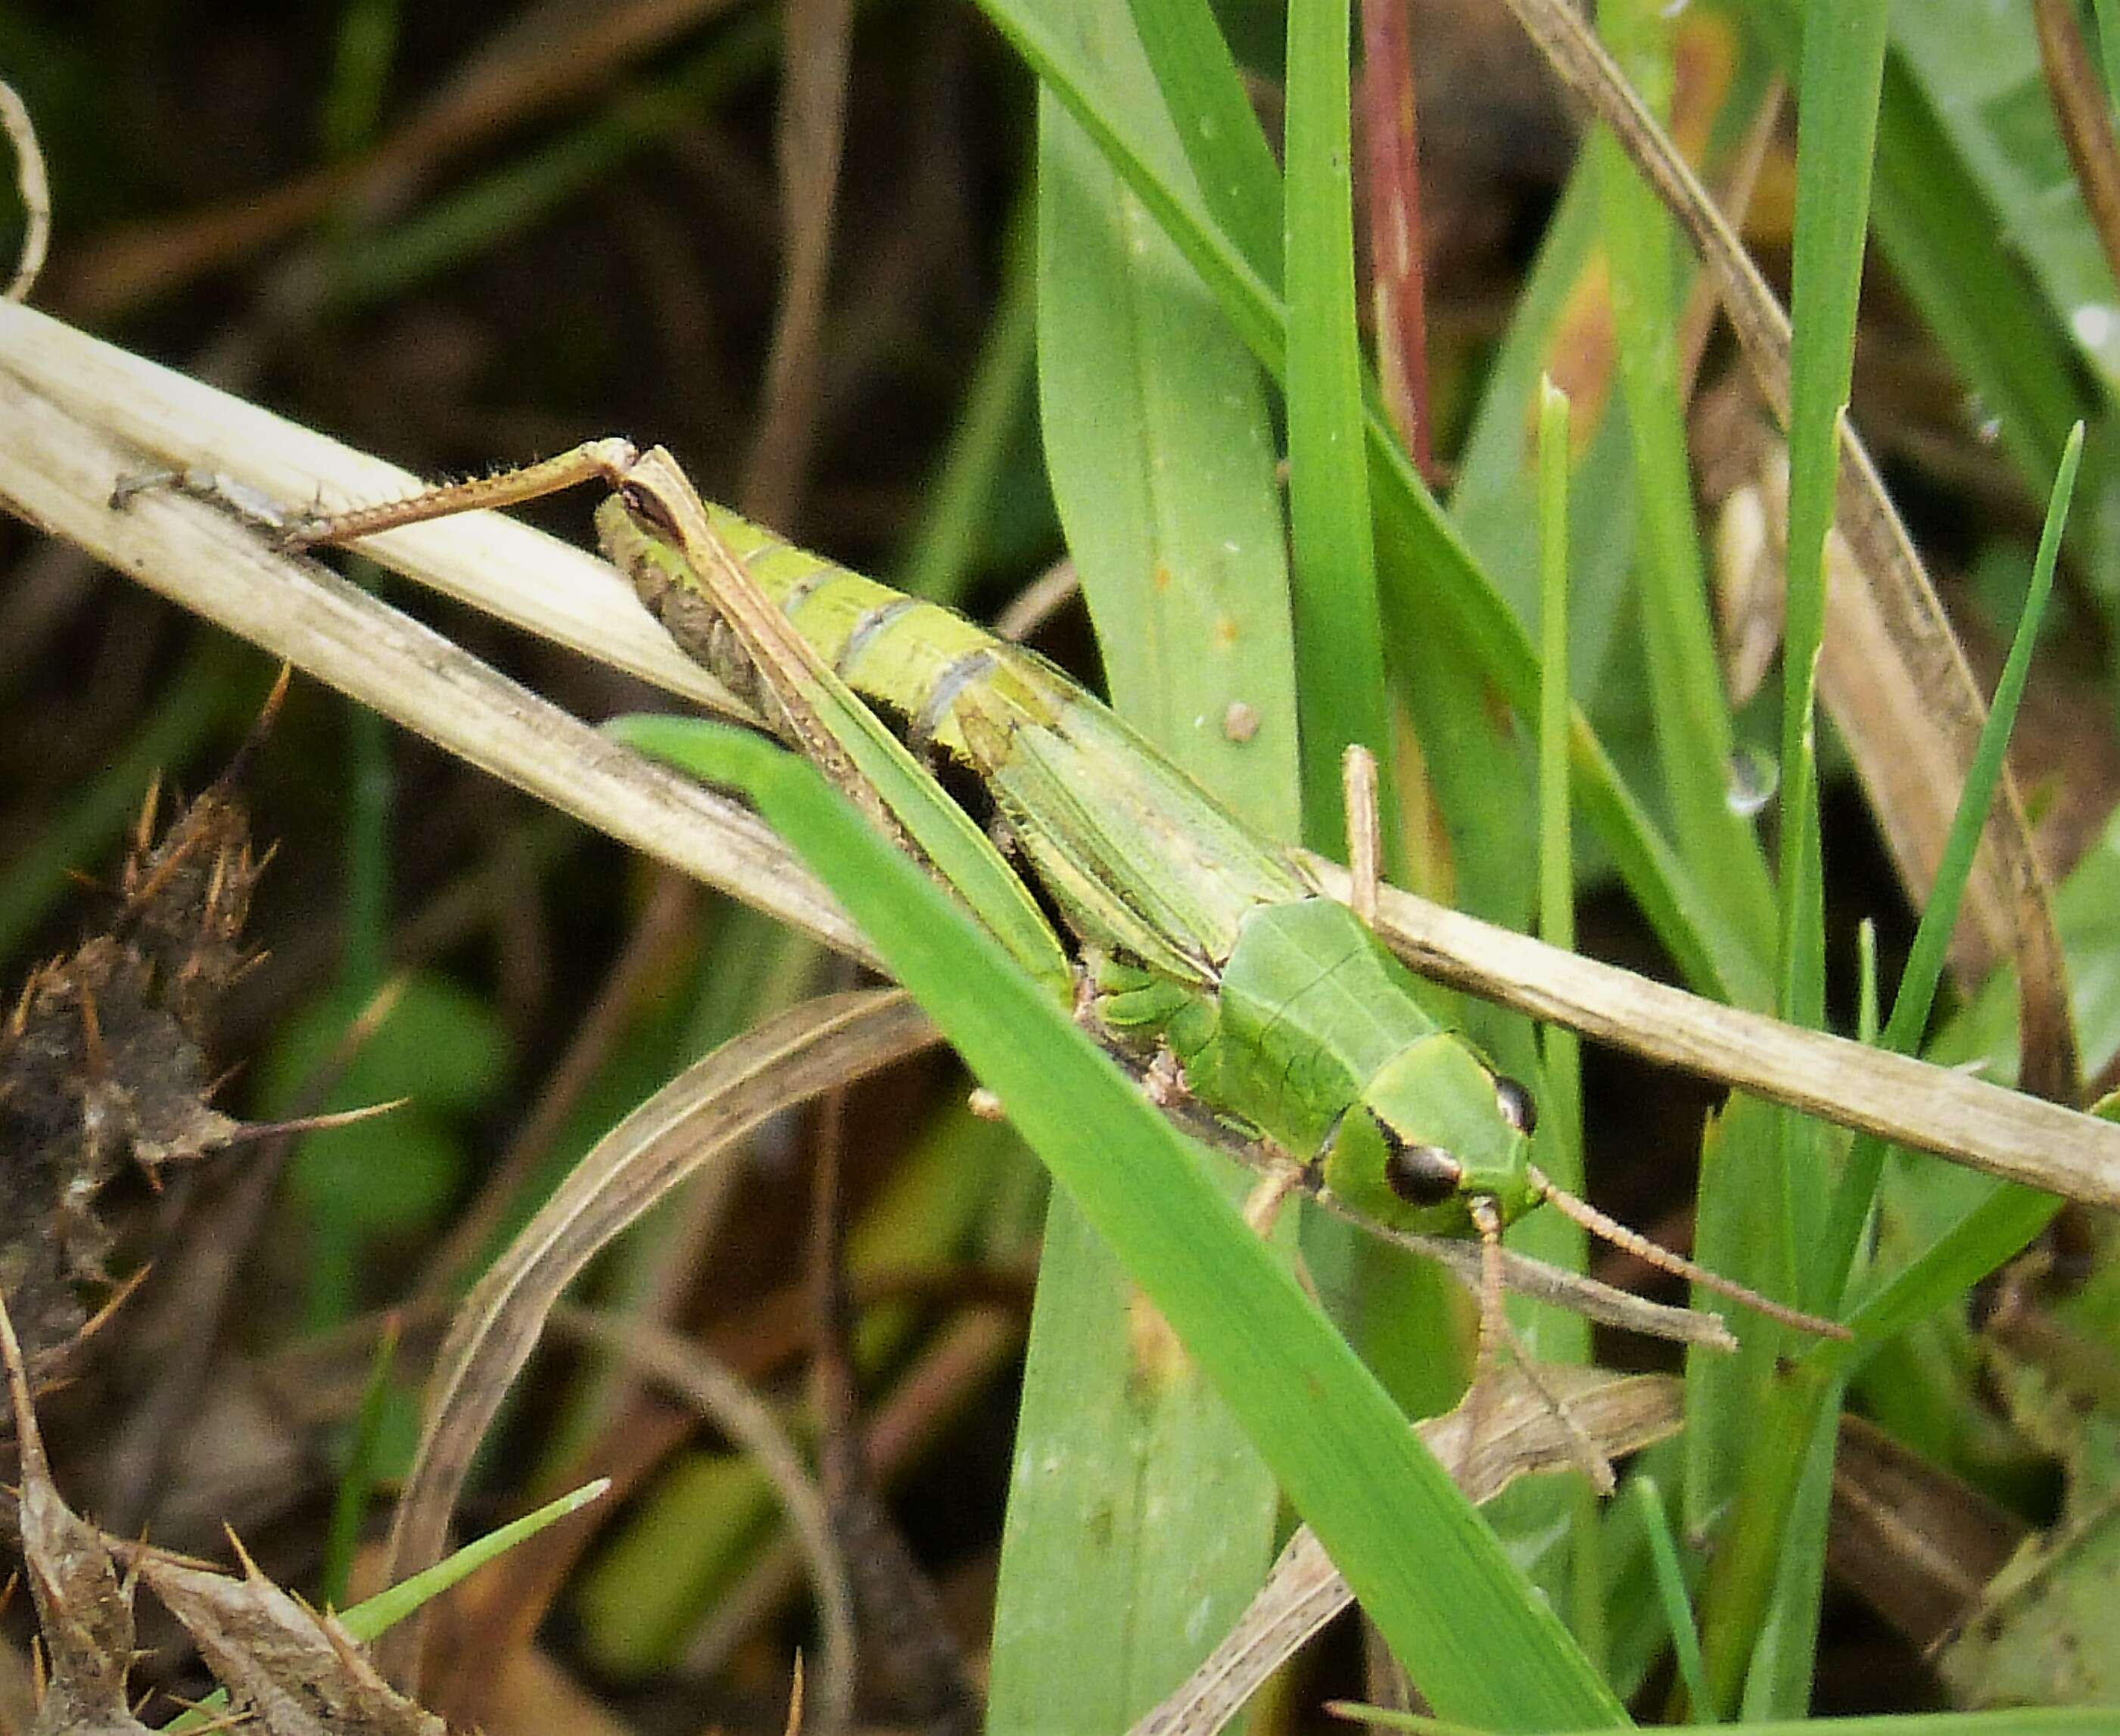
[[5, 0, 2120, 1731]]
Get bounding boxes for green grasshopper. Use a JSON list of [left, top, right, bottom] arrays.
[[289, 440, 1839, 1346]]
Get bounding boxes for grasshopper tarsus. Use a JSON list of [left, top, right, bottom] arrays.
[[281, 436, 646, 552]]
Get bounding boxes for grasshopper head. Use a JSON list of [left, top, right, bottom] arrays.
[[1319, 1033, 1538, 1236]]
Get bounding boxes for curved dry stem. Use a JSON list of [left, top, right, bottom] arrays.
[[375, 990, 936, 1693], [549, 1305, 859, 1736], [0, 82, 50, 302]]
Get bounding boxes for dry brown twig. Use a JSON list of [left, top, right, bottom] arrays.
[[0, 303, 2115, 1210]]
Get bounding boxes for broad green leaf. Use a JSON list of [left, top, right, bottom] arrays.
[[998, 18, 1298, 1718]]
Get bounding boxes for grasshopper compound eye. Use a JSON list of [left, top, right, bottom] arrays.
[[1382, 1137, 1464, 1208], [1493, 1074, 1537, 1137]]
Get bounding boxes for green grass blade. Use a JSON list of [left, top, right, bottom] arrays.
[[1282, 0, 1392, 856], [318, 1314, 401, 1610], [1520, 375, 1599, 1642], [1124, 0, 1282, 288], [1745, 2, 2092, 502], [1834, 1182, 2062, 1364], [987, 28, 1299, 1723], [1699, 4, 1889, 1712], [1778, 0, 1889, 1029], [1816, 425, 2083, 1300], [339, 1478, 612, 1639], [1687, 0, 1891, 1713], [1593, 1, 1775, 958], [1536, 377, 1584, 1190], [616, 714, 1628, 1729], [1879, 423, 2079, 1057], [160, 1479, 611, 1736], [1630, 1475, 1711, 1721]]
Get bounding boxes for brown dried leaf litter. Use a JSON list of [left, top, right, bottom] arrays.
[[3, 1283, 450, 1736], [0, 684, 277, 1370]]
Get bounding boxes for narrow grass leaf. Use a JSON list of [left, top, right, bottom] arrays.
[[1630, 1476, 1711, 1721], [318, 1315, 401, 1610], [158, 1480, 613, 1736], [1283, 0, 1392, 855], [1125, 0, 1282, 287], [1593, 0, 1775, 959], [626, 717, 1626, 1729], [1817, 425, 2084, 1301], [1704, 2, 1891, 1701], [1536, 377, 1584, 1190], [1742, 3, 2090, 499], [341, 1478, 612, 1641], [1779, 0, 1889, 1028]]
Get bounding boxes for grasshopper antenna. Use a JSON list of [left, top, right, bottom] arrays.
[[1524, 1163, 1851, 1339]]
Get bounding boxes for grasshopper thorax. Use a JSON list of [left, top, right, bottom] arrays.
[[1319, 1031, 1539, 1237]]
